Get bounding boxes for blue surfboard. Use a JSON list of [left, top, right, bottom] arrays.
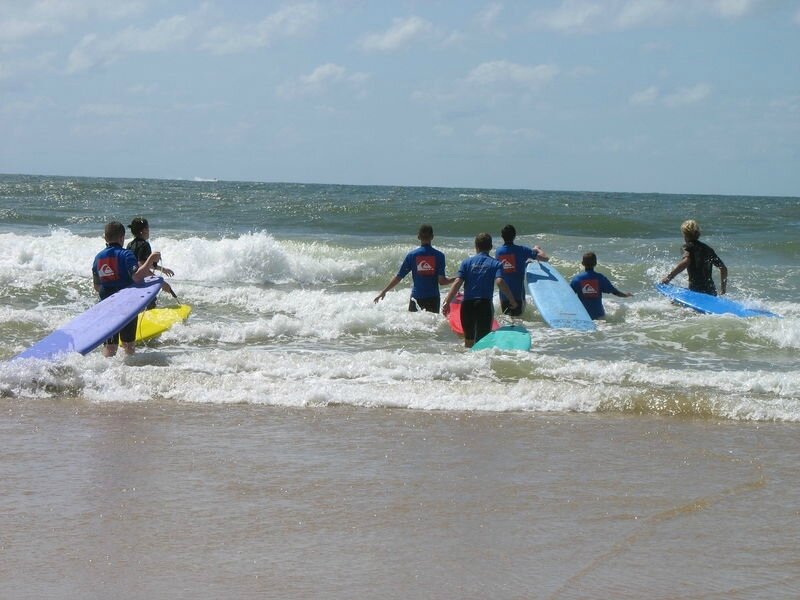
[[471, 325, 531, 351], [526, 262, 595, 331], [13, 277, 164, 361], [655, 283, 780, 318]]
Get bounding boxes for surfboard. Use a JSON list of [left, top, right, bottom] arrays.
[[136, 304, 192, 342], [526, 262, 596, 331], [447, 293, 500, 336], [471, 325, 531, 351], [13, 277, 164, 361], [655, 283, 780, 318]]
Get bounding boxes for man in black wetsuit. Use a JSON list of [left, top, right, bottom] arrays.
[[662, 219, 727, 296]]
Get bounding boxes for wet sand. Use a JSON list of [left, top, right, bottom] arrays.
[[1, 400, 799, 599]]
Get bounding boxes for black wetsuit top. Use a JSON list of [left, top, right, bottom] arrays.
[[127, 237, 152, 264], [127, 237, 157, 308], [683, 240, 725, 295]]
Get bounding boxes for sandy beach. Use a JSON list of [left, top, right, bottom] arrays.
[[2, 399, 798, 599]]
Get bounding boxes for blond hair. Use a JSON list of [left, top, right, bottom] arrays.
[[681, 219, 701, 241]]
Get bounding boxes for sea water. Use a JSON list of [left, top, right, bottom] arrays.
[[1, 175, 798, 598], [2, 175, 797, 420]]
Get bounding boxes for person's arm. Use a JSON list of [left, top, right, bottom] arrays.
[[441, 278, 464, 316], [132, 251, 161, 283], [495, 277, 518, 310], [718, 264, 728, 295], [533, 245, 549, 262], [154, 264, 175, 277], [438, 274, 455, 286], [613, 289, 633, 298], [661, 254, 689, 284], [374, 275, 402, 303]]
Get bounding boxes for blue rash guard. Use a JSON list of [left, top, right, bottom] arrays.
[[495, 243, 539, 303], [569, 269, 620, 319], [397, 244, 447, 300], [92, 243, 139, 300], [458, 253, 503, 300]]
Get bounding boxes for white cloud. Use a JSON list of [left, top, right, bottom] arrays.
[[663, 83, 712, 107], [78, 103, 143, 117], [794, 6, 800, 25], [474, 124, 541, 143], [0, 1, 145, 45], [475, 3, 504, 29], [202, 3, 321, 54], [466, 60, 558, 89], [0, 96, 56, 115], [66, 15, 193, 73], [529, 1, 604, 32], [712, 0, 757, 19], [359, 16, 434, 52], [0, 18, 60, 44], [630, 85, 660, 105], [28, 0, 145, 22], [530, 0, 761, 33], [434, 124, 454, 137], [631, 83, 712, 107], [0, 51, 55, 80], [277, 63, 368, 99]]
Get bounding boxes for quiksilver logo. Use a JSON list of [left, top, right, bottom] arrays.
[[418, 260, 434, 272], [99, 264, 116, 277], [581, 283, 598, 294]]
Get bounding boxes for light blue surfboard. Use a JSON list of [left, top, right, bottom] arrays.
[[471, 325, 532, 351], [526, 262, 595, 331], [13, 277, 164, 361], [655, 283, 780, 318]]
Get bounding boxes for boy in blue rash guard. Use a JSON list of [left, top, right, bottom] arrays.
[[92, 221, 161, 357], [442, 233, 517, 348], [374, 224, 454, 313], [570, 252, 632, 320], [495, 224, 549, 316]]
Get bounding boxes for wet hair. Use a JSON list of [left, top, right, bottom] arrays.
[[129, 217, 149, 237], [582, 251, 597, 269], [681, 219, 701, 241], [475, 232, 492, 252], [501, 224, 516, 243], [104, 221, 125, 242], [417, 224, 434, 240]]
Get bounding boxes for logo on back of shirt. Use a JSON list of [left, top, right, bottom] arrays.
[[581, 279, 600, 298], [97, 257, 119, 282], [499, 254, 517, 273], [416, 255, 436, 276]]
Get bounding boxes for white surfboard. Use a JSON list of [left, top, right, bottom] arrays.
[[526, 262, 595, 331]]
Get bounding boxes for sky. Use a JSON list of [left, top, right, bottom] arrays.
[[1, 0, 799, 196]]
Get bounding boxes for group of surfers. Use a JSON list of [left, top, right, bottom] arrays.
[[375, 221, 727, 348], [91, 216, 727, 355]]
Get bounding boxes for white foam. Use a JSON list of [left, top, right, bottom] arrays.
[[3, 347, 799, 422]]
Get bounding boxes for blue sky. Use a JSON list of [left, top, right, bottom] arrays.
[[1, 0, 798, 196]]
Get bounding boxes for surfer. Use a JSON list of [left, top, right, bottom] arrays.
[[661, 219, 727, 296], [128, 217, 176, 306], [92, 221, 161, 357], [374, 224, 454, 313], [570, 252, 632, 319], [442, 233, 517, 348], [495, 224, 549, 316]]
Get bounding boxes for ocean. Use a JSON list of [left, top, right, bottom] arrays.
[[1, 174, 799, 598]]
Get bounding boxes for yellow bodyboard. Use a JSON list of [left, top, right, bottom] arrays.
[[135, 304, 192, 342]]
